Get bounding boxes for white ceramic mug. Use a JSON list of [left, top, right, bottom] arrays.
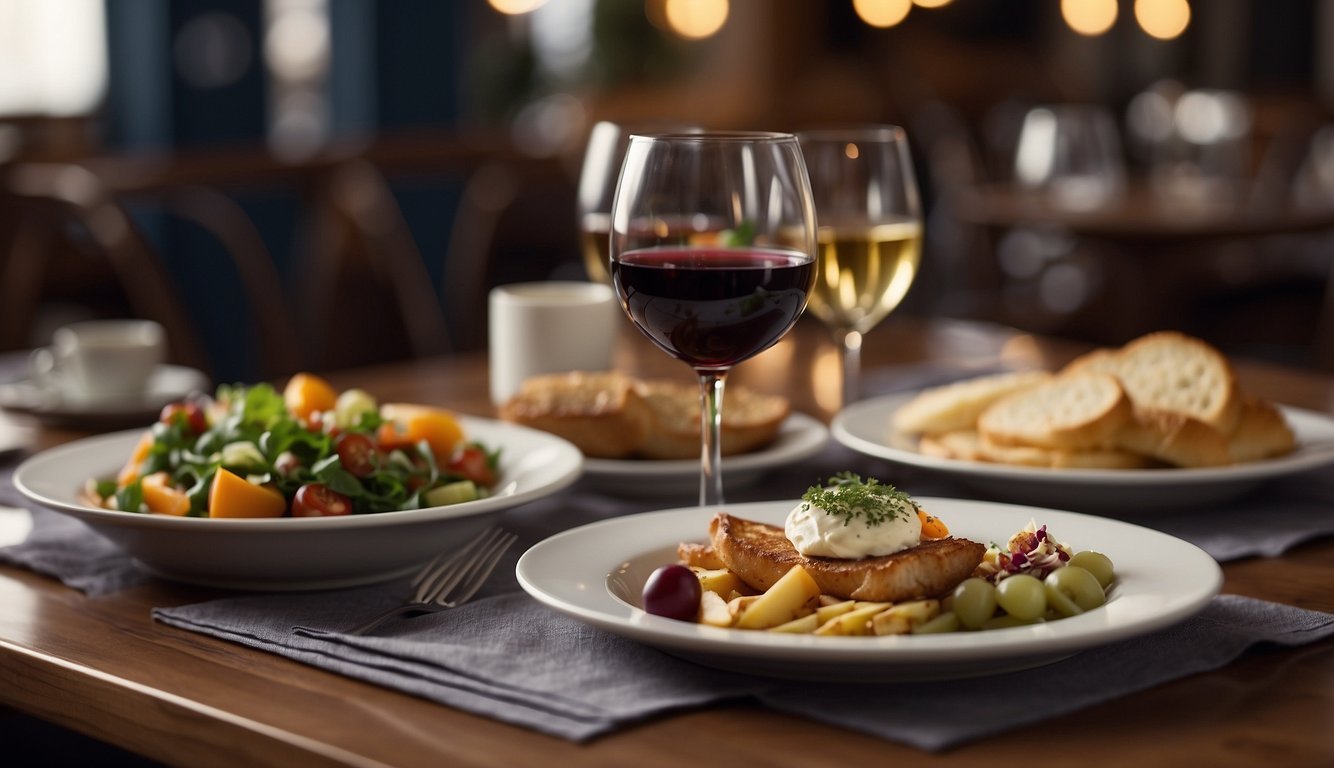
[[31, 319, 166, 402], [488, 281, 619, 406]]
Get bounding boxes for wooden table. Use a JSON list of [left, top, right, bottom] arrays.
[[3, 317, 1333, 767]]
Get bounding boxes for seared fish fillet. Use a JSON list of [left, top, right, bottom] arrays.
[[707, 512, 985, 602]]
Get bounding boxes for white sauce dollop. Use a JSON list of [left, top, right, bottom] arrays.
[[784, 487, 922, 559]]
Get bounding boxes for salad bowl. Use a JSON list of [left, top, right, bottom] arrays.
[[14, 417, 582, 590]]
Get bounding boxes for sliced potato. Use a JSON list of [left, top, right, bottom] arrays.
[[769, 613, 820, 634], [814, 602, 892, 636], [690, 567, 746, 598], [735, 565, 822, 630], [699, 590, 734, 627], [815, 600, 857, 625], [871, 599, 940, 636]]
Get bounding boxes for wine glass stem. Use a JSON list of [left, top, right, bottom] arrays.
[[697, 371, 726, 506], [838, 329, 863, 408]]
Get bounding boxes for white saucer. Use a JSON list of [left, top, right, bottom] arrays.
[[0, 365, 211, 428]]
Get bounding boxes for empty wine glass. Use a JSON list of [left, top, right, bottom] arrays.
[[1014, 105, 1126, 210], [609, 132, 817, 505], [799, 126, 923, 407], [576, 120, 700, 284]]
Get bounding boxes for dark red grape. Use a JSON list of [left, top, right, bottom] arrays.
[[642, 564, 702, 622]]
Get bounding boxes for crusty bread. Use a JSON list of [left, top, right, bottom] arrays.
[[1228, 395, 1296, 463], [1114, 406, 1232, 468], [499, 371, 652, 458], [634, 379, 789, 460], [1063, 331, 1242, 435], [500, 372, 789, 460], [922, 428, 1149, 468], [918, 429, 987, 462], [978, 372, 1131, 450], [891, 370, 1051, 435], [908, 332, 1291, 470], [707, 513, 985, 602]]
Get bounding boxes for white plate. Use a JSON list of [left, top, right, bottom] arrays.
[[517, 498, 1221, 681], [831, 392, 1334, 511], [581, 412, 828, 497], [14, 417, 582, 591], [0, 364, 211, 428]]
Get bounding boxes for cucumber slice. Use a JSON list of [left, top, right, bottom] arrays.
[[424, 480, 478, 507]]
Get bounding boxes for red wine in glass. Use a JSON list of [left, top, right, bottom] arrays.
[[613, 246, 814, 371]]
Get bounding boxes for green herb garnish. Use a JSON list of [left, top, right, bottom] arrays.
[[720, 219, 756, 247], [800, 471, 917, 527]]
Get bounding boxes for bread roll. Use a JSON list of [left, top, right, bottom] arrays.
[[1228, 395, 1296, 463], [635, 379, 789, 460], [499, 371, 652, 458]]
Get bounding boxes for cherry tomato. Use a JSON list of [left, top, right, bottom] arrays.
[[291, 483, 352, 517], [160, 401, 207, 434], [445, 445, 496, 488], [642, 564, 702, 622], [335, 432, 379, 478]]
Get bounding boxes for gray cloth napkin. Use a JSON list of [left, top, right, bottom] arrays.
[[0, 467, 149, 594], [153, 587, 1334, 750]]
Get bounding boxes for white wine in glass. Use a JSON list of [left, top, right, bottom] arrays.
[[577, 121, 701, 284], [799, 127, 923, 407]]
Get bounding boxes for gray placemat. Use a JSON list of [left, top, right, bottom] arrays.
[[153, 589, 1334, 750]]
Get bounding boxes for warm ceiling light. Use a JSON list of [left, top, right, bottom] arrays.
[[487, 0, 548, 15], [663, 0, 729, 40], [1061, 0, 1118, 36], [912, 0, 952, 8], [853, 0, 912, 28], [1135, 0, 1191, 40]]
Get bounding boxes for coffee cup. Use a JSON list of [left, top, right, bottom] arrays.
[[488, 281, 619, 406], [31, 319, 166, 403]]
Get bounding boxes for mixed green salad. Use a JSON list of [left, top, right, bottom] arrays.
[[87, 373, 498, 518]]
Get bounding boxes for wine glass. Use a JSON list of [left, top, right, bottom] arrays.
[[576, 120, 700, 284], [1013, 104, 1126, 210], [609, 131, 817, 505], [798, 126, 923, 407]]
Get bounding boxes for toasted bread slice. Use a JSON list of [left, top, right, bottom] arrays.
[[1114, 406, 1232, 468], [1064, 332, 1242, 435], [921, 428, 1149, 468], [499, 371, 652, 458], [978, 372, 1131, 450], [1227, 395, 1296, 463], [918, 429, 987, 462], [707, 513, 985, 602], [635, 379, 789, 460], [891, 370, 1051, 435]]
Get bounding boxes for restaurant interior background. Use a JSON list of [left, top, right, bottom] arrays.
[[2, 0, 1334, 387]]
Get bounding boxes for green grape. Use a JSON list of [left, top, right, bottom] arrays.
[[1045, 565, 1105, 614], [912, 612, 961, 634], [995, 574, 1047, 621], [952, 578, 998, 629], [1044, 585, 1083, 617], [1069, 550, 1116, 588]]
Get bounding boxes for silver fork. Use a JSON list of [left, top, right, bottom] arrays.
[[347, 527, 517, 635]]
